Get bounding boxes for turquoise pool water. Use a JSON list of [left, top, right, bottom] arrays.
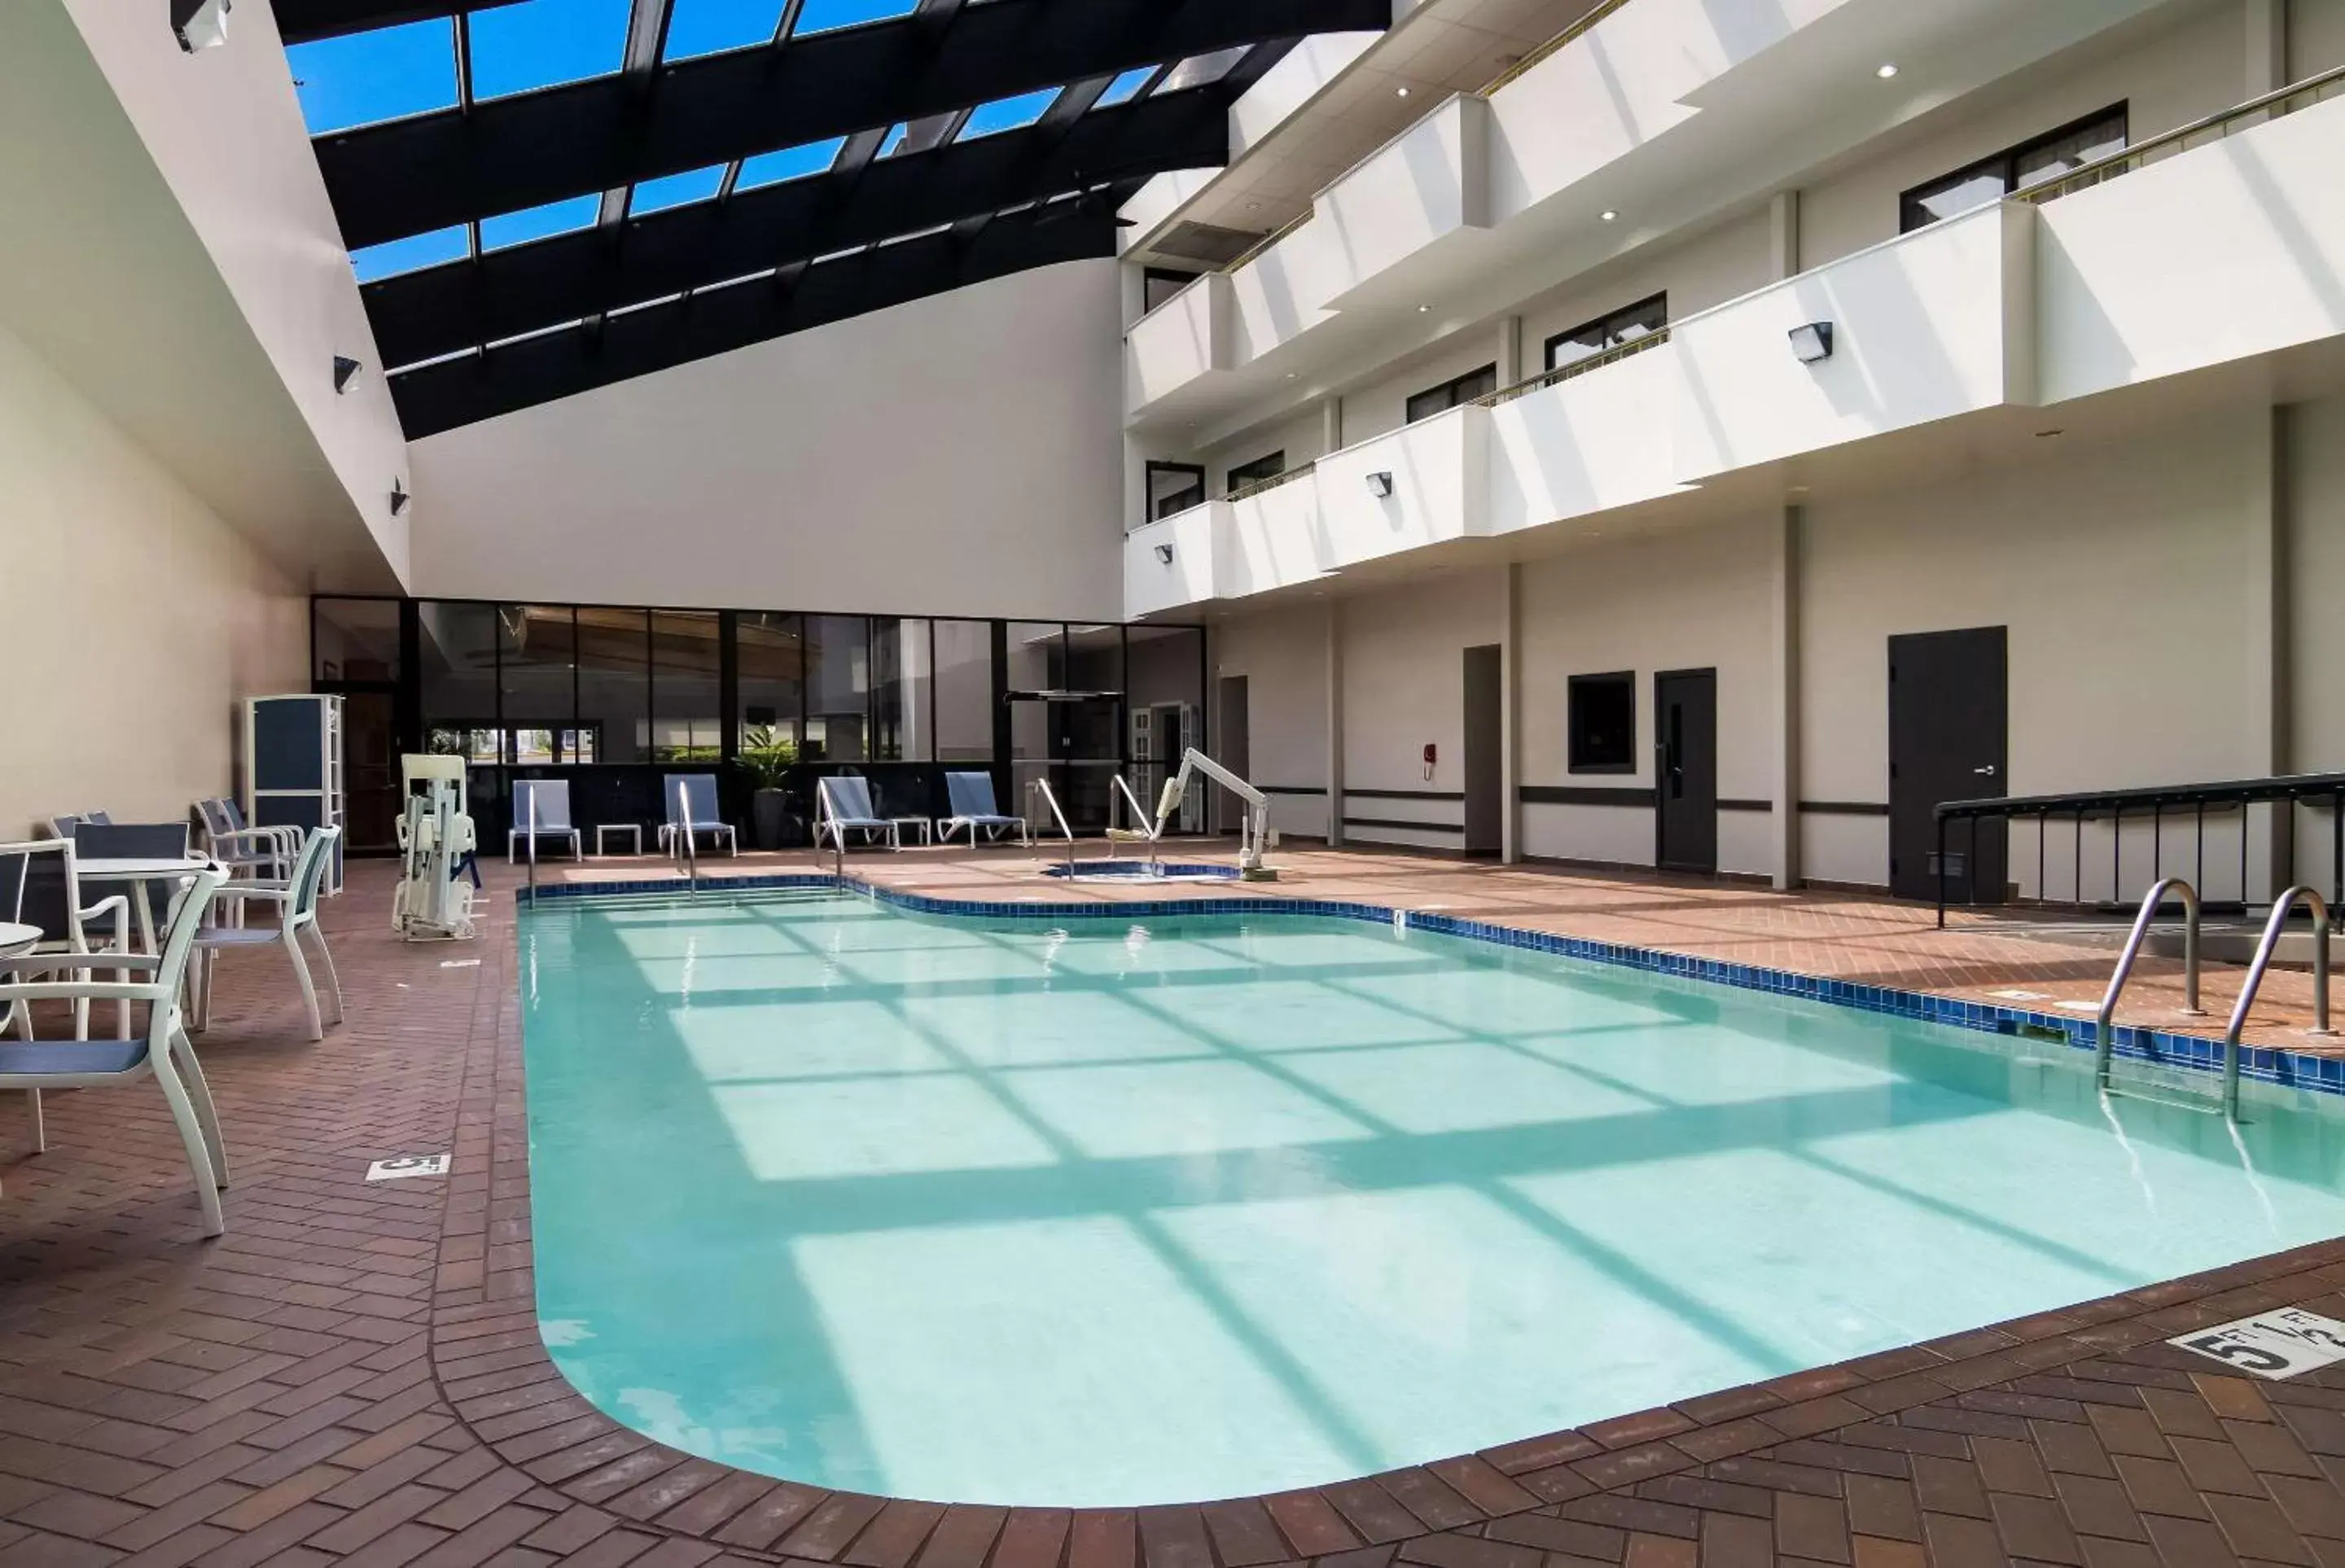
[[519, 891, 2345, 1507]]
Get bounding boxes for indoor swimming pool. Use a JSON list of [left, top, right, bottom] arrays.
[[517, 889, 2345, 1507]]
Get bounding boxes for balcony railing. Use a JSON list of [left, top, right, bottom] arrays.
[[2017, 62, 2345, 204], [1479, 0, 1635, 97], [1223, 461, 1317, 502], [1219, 211, 1313, 275], [1474, 327, 1672, 408]]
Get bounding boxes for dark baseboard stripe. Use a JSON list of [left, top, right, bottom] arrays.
[[1520, 786, 1656, 808], [1344, 817, 1465, 834], [1346, 787, 1466, 803], [1256, 785, 1327, 796], [1801, 800, 1891, 817], [1718, 799, 1773, 813]]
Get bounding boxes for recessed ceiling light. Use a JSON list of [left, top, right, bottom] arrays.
[[1600, 209, 1619, 222], [1396, 85, 1412, 99], [1284, 372, 1299, 380], [1418, 304, 1431, 313], [1876, 63, 1900, 79]]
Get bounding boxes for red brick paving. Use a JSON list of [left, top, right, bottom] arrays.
[[2, 851, 2343, 1567]]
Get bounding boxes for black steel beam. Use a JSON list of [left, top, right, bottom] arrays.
[[365, 90, 1229, 367], [388, 189, 1140, 438], [277, 0, 525, 45], [316, 0, 1387, 247]]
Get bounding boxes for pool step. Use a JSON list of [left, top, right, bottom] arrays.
[[2105, 1060, 2228, 1114]]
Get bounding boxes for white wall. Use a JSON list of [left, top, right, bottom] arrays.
[[0, 321, 307, 836], [1340, 568, 1505, 848], [412, 261, 1125, 622], [1212, 607, 1335, 840]]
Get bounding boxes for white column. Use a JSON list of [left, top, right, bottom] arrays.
[[1769, 190, 1801, 282], [1497, 316, 1524, 388], [1771, 506, 1804, 889], [2247, 404, 2292, 896], [2246, 0, 2287, 97], [1320, 394, 1343, 458], [1501, 563, 1523, 865], [1325, 598, 1346, 847]]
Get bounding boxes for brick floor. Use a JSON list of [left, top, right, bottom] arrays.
[[1, 849, 2342, 1568]]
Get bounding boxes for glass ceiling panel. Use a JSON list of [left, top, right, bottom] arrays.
[[1094, 66, 1157, 109], [352, 225, 471, 283], [876, 123, 911, 159], [481, 194, 604, 251], [793, 0, 919, 37], [958, 87, 1060, 142], [629, 163, 729, 216], [469, 0, 633, 101], [736, 136, 849, 191], [287, 19, 458, 135], [663, 0, 784, 61], [1156, 46, 1247, 94]]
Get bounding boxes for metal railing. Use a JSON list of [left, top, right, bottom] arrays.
[[2094, 877, 2203, 1092], [1474, 328, 1672, 409], [2016, 62, 2345, 206], [1479, 0, 1636, 97], [1219, 211, 1313, 275], [524, 787, 539, 904], [1935, 772, 2345, 930], [1223, 461, 1317, 502], [2222, 887, 2335, 1118], [672, 779, 699, 899], [1027, 777, 1076, 878]]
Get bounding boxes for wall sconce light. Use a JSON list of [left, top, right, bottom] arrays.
[[1153, 543, 1174, 565], [1789, 321, 1835, 363], [390, 480, 410, 516], [333, 355, 363, 394], [171, 0, 231, 52], [1365, 471, 1394, 498]]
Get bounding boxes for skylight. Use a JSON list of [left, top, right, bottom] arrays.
[[480, 195, 604, 251], [469, 0, 632, 102], [792, 0, 919, 37], [662, 0, 784, 60], [1094, 67, 1158, 109], [957, 88, 1061, 142], [629, 164, 729, 216], [876, 123, 911, 158], [1156, 47, 1248, 94], [735, 136, 848, 191], [287, 19, 458, 135], [352, 226, 471, 283]]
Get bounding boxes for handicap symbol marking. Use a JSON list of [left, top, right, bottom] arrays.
[[2170, 1307, 2345, 1379], [366, 1154, 452, 1182]]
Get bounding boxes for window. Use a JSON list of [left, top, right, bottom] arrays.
[[1146, 461, 1207, 520], [576, 607, 650, 763], [1900, 105, 2127, 232], [806, 615, 870, 761], [1143, 268, 1200, 313], [738, 611, 804, 762], [1225, 451, 1284, 493], [1405, 363, 1497, 423], [498, 605, 576, 763], [313, 598, 402, 684], [932, 620, 994, 763], [1568, 672, 1636, 774], [1545, 293, 1668, 373], [650, 611, 721, 761]]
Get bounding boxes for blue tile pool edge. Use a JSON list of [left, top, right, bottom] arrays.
[[517, 873, 2344, 1100]]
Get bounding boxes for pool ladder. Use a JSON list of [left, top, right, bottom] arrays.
[[2096, 878, 2333, 1119]]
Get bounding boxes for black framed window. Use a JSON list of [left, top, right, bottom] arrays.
[[1225, 450, 1284, 493], [650, 610, 721, 762], [1900, 104, 2127, 232], [1545, 293, 1668, 373], [1146, 460, 1207, 520], [1405, 362, 1497, 423], [1143, 267, 1201, 313], [1568, 672, 1637, 774]]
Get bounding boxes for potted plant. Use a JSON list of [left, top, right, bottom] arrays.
[[737, 725, 799, 850]]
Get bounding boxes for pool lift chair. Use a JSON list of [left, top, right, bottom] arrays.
[[393, 756, 479, 942], [2095, 877, 2333, 1119], [1107, 748, 1278, 882]]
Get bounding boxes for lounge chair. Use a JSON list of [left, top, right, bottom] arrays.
[[191, 826, 344, 1043], [507, 779, 584, 863], [815, 775, 899, 852], [936, 772, 1028, 847], [0, 865, 232, 1235], [658, 774, 738, 856]]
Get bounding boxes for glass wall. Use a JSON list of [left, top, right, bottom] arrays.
[[738, 612, 804, 764], [933, 620, 993, 764], [806, 615, 869, 762], [870, 618, 932, 763], [498, 605, 576, 764], [576, 607, 649, 764], [312, 597, 401, 683], [651, 610, 722, 761]]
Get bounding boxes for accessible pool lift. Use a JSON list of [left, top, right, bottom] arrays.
[[1108, 747, 1278, 882], [392, 756, 480, 942]]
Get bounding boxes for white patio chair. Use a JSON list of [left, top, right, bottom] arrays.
[[191, 826, 345, 1043], [0, 865, 232, 1236], [657, 774, 738, 856], [815, 775, 899, 852], [195, 798, 298, 882], [936, 772, 1028, 847], [507, 779, 584, 863], [0, 839, 132, 1041]]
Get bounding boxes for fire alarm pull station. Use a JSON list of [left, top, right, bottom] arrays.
[[1422, 742, 1436, 781]]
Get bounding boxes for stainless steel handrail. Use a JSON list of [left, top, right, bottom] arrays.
[[2222, 887, 2335, 1119], [525, 786, 539, 905], [673, 779, 699, 899], [2095, 877, 2203, 1090], [1028, 777, 1076, 878], [1108, 774, 1162, 870], [2017, 62, 2345, 205]]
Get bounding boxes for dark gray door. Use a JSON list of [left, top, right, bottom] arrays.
[[1216, 676, 1249, 834], [1463, 646, 1503, 856], [1655, 668, 1718, 874], [1890, 626, 2008, 902]]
